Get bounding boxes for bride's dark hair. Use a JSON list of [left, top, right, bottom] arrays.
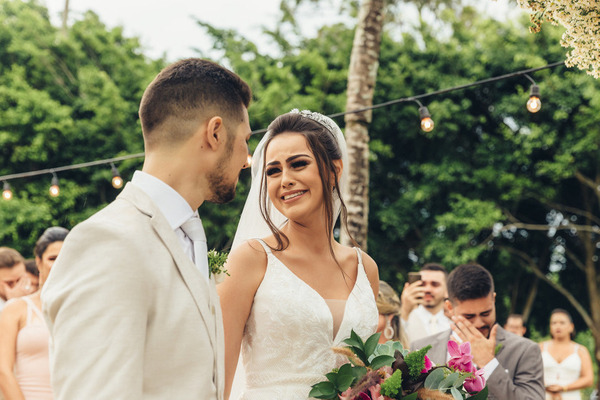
[[259, 112, 355, 255]]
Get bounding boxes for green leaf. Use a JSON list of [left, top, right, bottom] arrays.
[[452, 374, 468, 388], [352, 366, 367, 381], [369, 354, 395, 370], [335, 364, 355, 392], [364, 332, 381, 357], [325, 372, 338, 383], [343, 338, 363, 348], [352, 348, 368, 365], [425, 368, 446, 389], [350, 329, 365, 349], [308, 382, 337, 399], [403, 393, 419, 400], [439, 372, 460, 390], [468, 386, 489, 400], [336, 373, 354, 392], [450, 386, 464, 400]]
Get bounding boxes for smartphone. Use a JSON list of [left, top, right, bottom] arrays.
[[407, 272, 421, 284]]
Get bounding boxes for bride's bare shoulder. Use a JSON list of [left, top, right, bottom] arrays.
[[228, 239, 268, 263]]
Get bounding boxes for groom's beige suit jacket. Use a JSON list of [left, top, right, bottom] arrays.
[[42, 183, 224, 400]]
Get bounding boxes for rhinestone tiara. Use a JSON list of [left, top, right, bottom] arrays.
[[290, 109, 340, 137]]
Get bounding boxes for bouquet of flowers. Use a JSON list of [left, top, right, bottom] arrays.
[[309, 330, 488, 400]]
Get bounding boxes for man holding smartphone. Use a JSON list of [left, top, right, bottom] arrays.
[[400, 263, 451, 345]]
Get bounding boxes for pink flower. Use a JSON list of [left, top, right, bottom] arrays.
[[421, 355, 433, 373], [369, 383, 385, 400], [447, 340, 475, 373], [464, 368, 486, 393], [338, 388, 352, 400]]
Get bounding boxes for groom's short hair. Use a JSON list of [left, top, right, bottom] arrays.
[[447, 263, 494, 302], [139, 58, 251, 147]]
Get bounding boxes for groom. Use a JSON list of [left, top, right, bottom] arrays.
[[411, 264, 545, 400], [42, 59, 252, 399]]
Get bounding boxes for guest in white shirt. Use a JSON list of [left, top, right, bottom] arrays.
[[400, 263, 451, 345]]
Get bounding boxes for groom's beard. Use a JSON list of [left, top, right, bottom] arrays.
[[479, 321, 496, 339], [207, 140, 237, 204]]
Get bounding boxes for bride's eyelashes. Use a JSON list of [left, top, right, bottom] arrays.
[[265, 167, 280, 176], [291, 160, 308, 169], [265, 160, 310, 177]]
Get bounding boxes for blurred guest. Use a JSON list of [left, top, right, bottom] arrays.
[[400, 263, 450, 344], [540, 309, 593, 400], [411, 263, 545, 400], [24, 260, 39, 294], [504, 313, 527, 337], [0, 248, 35, 312], [376, 281, 408, 347], [0, 227, 68, 400]]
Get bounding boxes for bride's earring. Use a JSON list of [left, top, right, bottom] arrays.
[[384, 319, 394, 340]]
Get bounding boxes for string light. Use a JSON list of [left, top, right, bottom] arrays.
[[0, 61, 566, 199], [49, 172, 60, 197], [110, 163, 124, 189], [2, 181, 12, 200], [415, 100, 434, 132], [523, 74, 541, 113]]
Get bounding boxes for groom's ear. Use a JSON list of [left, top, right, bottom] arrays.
[[204, 116, 225, 151]]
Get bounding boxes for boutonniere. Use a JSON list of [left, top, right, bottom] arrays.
[[494, 343, 503, 355], [207, 249, 229, 283]]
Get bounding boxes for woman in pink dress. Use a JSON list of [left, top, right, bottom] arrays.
[[0, 227, 68, 400]]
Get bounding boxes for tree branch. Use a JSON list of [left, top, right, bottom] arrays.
[[496, 245, 597, 336]]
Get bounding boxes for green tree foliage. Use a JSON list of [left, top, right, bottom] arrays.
[[0, 0, 163, 256]]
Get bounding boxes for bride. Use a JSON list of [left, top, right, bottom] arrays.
[[218, 109, 380, 399]]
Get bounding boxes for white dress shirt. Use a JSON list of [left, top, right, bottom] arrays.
[[403, 305, 451, 344], [130, 171, 202, 266]]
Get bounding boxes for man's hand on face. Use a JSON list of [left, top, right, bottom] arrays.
[[400, 280, 425, 316], [4, 274, 35, 299], [451, 315, 497, 367]]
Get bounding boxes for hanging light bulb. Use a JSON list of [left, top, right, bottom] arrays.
[[110, 163, 123, 189], [2, 181, 12, 200], [527, 84, 541, 113], [49, 173, 60, 197], [419, 106, 435, 132]]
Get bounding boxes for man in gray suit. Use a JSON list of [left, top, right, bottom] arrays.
[[42, 59, 252, 399], [411, 264, 545, 400]]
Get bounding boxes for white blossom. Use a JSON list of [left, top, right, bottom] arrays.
[[513, 0, 600, 79]]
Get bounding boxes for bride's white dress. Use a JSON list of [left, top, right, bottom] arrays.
[[235, 239, 378, 399]]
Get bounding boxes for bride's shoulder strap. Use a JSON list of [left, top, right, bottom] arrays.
[[353, 247, 364, 266], [254, 238, 273, 255]]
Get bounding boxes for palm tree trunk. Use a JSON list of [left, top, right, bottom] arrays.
[[340, 0, 385, 250]]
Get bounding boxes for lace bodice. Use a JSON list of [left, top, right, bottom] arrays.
[[237, 240, 378, 399]]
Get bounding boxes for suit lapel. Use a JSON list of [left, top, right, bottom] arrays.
[[434, 331, 453, 365], [118, 184, 218, 351], [494, 325, 507, 360]]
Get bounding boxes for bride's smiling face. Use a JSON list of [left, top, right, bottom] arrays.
[[264, 132, 325, 221]]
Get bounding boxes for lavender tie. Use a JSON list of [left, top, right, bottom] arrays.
[[180, 217, 209, 280]]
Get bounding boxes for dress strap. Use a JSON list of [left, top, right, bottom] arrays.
[[255, 239, 273, 255], [353, 247, 364, 268], [21, 296, 43, 324]]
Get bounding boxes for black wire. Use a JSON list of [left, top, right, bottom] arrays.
[[0, 61, 565, 183]]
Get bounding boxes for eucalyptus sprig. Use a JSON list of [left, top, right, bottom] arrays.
[[207, 249, 229, 278]]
